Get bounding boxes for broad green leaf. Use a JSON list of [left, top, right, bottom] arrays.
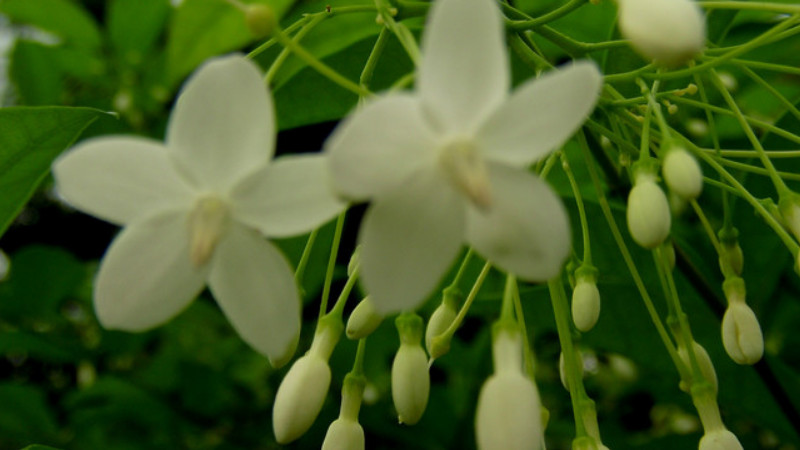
[[0, 383, 58, 445], [165, 0, 291, 87], [0, 106, 108, 238], [9, 41, 63, 106], [0, 0, 101, 50], [108, 0, 171, 60]]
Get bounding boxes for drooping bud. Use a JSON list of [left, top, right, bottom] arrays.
[[571, 277, 600, 332], [721, 301, 763, 365], [699, 428, 744, 450], [677, 340, 718, 395], [627, 172, 671, 249], [662, 146, 703, 200], [425, 288, 460, 355], [617, 0, 706, 67], [245, 4, 276, 38], [322, 418, 365, 450], [272, 319, 342, 443], [475, 328, 543, 450], [391, 313, 429, 425], [346, 297, 383, 340]]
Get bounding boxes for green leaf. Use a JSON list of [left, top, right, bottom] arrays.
[[8, 41, 64, 106], [0, 383, 58, 445], [0, 106, 108, 238], [108, 0, 171, 60], [0, 0, 101, 50], [165, 0, 290, 87]]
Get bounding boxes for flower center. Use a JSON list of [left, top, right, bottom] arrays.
[[187, 196, 231, 267], [438, 138, 492, 209]]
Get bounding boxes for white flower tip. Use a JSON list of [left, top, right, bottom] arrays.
[[663, 147, 703, 200], [272, 354, 332, 443], [722, 302, 764, 365], [626, 178, 671, 249], [618, 0, 706, 67], [475, 372, 543, 450], [571, 280, 601, 332], [391, 344, 430, 425], [322, 418, 365, 450], [699, 428, 743, 450]]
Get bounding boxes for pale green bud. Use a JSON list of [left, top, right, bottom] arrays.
[[272, 354, 331, 443], [391, 314, 429, 425], [245, 4, 275, 38], [722, 301, 763, 365], [346, 297, 383, 340], [662, 147, 703, 200], [425, 297, 458, 355], [677, 340, 718, 395], [571, 279, 601, 332], [475, 372, 543, 450], [617, 0, 706, 67], [627, 175, 671, 249], [322, 418, 365, 450], [572, 436, 609, 450], [699, 429, 743, 450]]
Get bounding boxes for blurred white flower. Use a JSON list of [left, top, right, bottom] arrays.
[[52, 55, 345, 365], [325, 0, 601, 314]]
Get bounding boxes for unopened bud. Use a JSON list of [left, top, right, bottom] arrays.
[[573, 436, 609, 450], [346, 297, 383, 340], [272, 354, 331, 443], [627, 174, 671, 249], [425, 291, 459, 355], [392, 314, 429, 425], [617, 0, 706, 67], [718, 229, 743, 277], [677, 340, 718, 394], [475, 371, 542, 450], [245, 4, 275, 38], [662, 147, 703, 200], [322, 418, 365, 450], [571, 279, 601, 332], [721, 302, 764, 365], [699, 428, 743, 450]]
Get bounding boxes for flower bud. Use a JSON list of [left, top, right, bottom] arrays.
[[572, 436, 609, 450], [617, 0, 706, 67], [346, 297, 383, 340], [322, 418, 365, 450], [476, 372, 542, 450], [272, 354, 331, 443], [627, 174, 671, 249], [391, 314, 429, 425], [699, 428, 743, 450], [718, 233, 743, 277], [245, 4, 275, 38], [425, 290, 459, 355], [677, 340, 718, 394], [571, 279, 601, 332], [721, 301, 764, 365], [662, 147, 703, 200]]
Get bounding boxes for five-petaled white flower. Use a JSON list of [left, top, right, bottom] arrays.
[[52, 55, 345, 366], [325, 0, 602, 314]]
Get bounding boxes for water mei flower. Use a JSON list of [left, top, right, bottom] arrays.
[[325, 0, 602, 313], [52, 55, 344, 366]]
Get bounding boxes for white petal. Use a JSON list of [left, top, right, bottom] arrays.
[[418, 0, 509, 135], [208, 222, 301, 361], [94, 210, 208, 330], [53, 137, 195, 225], [325, 94, 438, 201], [167, 55, 274, 192], [359, 170, 465, 314], [231, 154, 346, 238], [477, 61, 602, 167], [466, 164, 570, 281]]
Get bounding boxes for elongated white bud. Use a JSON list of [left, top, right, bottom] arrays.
[[272, 354, 331, 443], [722, 301, 763, 365], [346, 297, 383, 340], [392, 314, 429, 425], [322, 418, 365, 450], [662, 147, 703, 200], [425, 292, 458, 355], [571, 279, 601, 332], [627, 174, 671, 249], [677, 340, 718, 394], [617, 0, 706, 67], [699, 428, 743, 450]]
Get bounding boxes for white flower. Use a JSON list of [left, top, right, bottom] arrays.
[[52, 55, 345, 365], [617, 0, 706, 67], [325, 0, 602, 314]]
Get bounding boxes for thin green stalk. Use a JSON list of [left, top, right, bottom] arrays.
[[690, 200, 722, 254], [738, 64, 800, 123], [360, 28, 391, 91], [295, 228, 320, 287], [328, 265, 360, 320], [511, 281, 535, 379], [699, 1, 800, 14], [265, 14, 326, 84], [439, 261, 492, 340], [320, 212, 347, 319], [448, 249, 475, 291], [506, 0, 587, 30], [561, 152, 593, 264], [712, 156, 800, 182]]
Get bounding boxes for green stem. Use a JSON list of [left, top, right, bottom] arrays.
[[439, 261, 492, 341], [690, 200, 722, 254], [360, 27, 391, 92], [352, 338, 367, 376], [506, 0, 587, 30], [448, 249, 475, 291], [699, 1, 800, 14], [264, 14, 326, 84], [320, 212, 346, 319], [328, 265, 360, 320], [294, 228, 320, 288], [561, 152, 592, 264], [511, 281, 535, 379]]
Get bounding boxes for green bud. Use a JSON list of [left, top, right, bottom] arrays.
[[245, 4, 276, 38], [272, 354, 331, 443], [346, 297, 383, 340], [392, 313, 429, 425], [662, 146, 703, 200], [322, 418, 365, 450], [627, 174, 671, 249], [699, 429, 743, 450], [425, 291, 459, 355], [677, 340, 718, 395], [721, 302, 763, 365], [571, 279, 601, 332]]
